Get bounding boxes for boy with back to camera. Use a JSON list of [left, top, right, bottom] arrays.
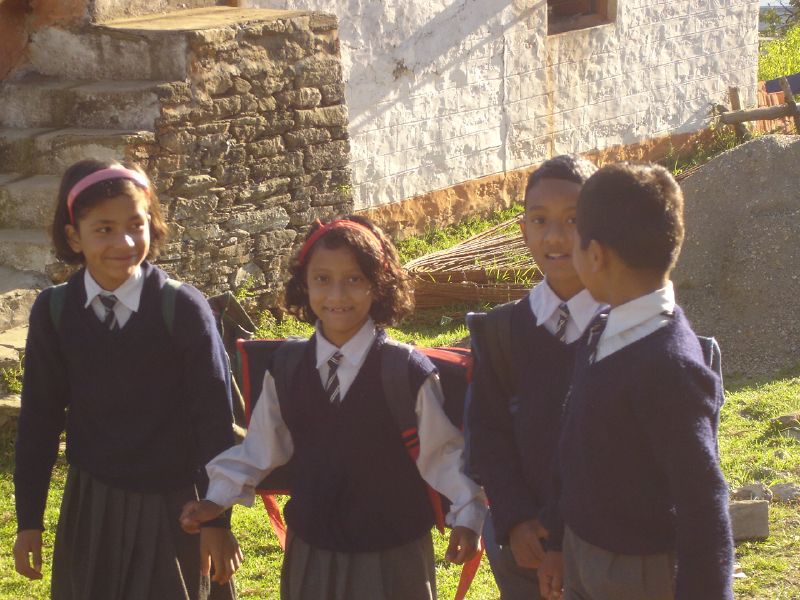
[[467, 155, 604, 599], [540, 162, 733, 600]]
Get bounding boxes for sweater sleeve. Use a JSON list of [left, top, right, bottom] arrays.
[[633, 360, 733, 600], [14, 289, 69, 531], [466, 330, 539, 544], [173, 285, 236, 526]]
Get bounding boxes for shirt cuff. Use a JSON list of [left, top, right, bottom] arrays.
[[446, 495, 488, 535], [205, 479, 257, 510]]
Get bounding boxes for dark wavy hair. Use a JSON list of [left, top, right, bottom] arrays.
[[283, 215, 414, 327], [51, 159, 169, 265]]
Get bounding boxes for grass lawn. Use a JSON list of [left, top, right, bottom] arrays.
[[1, 301, 799, 598]]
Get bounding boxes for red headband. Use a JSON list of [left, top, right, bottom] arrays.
[[298, 219, 384, 265], [66, 166, 150, 224]]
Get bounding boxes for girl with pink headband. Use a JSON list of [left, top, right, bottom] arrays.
[[181, 215, 486, 600], [13, 158, 238, 599]]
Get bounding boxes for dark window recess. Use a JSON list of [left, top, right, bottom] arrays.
[[547, 0, 614, 35]]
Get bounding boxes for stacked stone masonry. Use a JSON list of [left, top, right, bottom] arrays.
[[0, 9, 353, 304], [150, 15, 352, 299]]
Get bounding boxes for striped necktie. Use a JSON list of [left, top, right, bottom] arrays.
[[585, 313, 608, 364], [99, 295, 119, 330], [555, 303, 570, 342], [325, 351, 343, 405]]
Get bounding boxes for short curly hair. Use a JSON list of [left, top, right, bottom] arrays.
[[283, 215, 414, 327], [577, 162, 685, 272], [51, 158, 168, 265]]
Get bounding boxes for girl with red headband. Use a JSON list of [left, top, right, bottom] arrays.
[[13, 159, 238, 599], [181, 215, 486, 599]]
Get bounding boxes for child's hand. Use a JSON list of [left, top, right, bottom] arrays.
[[200, 527, 243, 585], [180, 499, 224, 534], [538, 550, 564, 599], [13, 529, 44, 580], [445, 526, 480, 565], [509, 518, 548, 568]]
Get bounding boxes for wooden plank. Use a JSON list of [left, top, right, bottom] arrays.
[[779, 76, 800, 133]]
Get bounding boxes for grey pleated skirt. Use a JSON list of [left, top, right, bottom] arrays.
[[51, 466, 236, 600], [280, 531, 437, 600]]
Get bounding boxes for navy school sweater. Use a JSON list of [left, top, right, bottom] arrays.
[[467, 295, 575, 544], [280, 331, 437, 552], [558, 307, 733, 599], [14, 262, 235, 531]]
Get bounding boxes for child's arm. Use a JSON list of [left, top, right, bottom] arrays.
[[467, 339, 541, 547], [174, 285, 238, 500], [537, 550, 564, 599], [634, 362, 733, 600], [13, 530, 43, 580], [415, 373, 486, 562], [14, 290, 69, 577]]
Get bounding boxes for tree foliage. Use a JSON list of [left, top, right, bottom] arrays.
[[759, 24, 800, 81]]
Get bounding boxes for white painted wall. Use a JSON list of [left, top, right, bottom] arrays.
[[244, 0, 760, 210]]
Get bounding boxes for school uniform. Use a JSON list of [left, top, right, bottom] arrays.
[[556, 282, 734, 600], [205, 318, 486, 600], [15, 262, 236, 600], [467, 279, 603, 600]]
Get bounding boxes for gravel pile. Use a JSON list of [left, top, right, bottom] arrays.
[[673, 134, 800, 377]]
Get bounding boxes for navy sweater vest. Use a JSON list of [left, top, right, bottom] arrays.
[[280, 333, 436, 552], [15, 263, 235, 531], [559, 307, 733, 599], [468, 296, 575, 543]]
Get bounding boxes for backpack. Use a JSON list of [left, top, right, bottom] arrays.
[[466, 300, 725, 400], [235, 337, 482, 600]]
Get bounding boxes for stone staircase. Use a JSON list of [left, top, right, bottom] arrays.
[[0, 6, 309, 407]]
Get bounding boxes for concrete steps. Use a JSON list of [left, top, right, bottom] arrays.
[[0, 127, 155, 176], [28, 25, 189, 82], [0, 74, 165, 130], [0, 229, 54, 273], [0, 266, 48, 331], [0, 174, 59, 229]]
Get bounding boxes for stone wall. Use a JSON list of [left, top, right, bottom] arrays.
[[244, 0, 759, 221], [148, 13, 352, 300]]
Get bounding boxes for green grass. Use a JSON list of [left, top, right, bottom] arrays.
[[719, 367, 800, 598], [3, 338, 800, 598]]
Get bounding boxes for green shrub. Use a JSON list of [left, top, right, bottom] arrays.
[[759, 24, 800, 82]]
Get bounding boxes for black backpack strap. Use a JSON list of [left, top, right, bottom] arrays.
[[161, 278, 183, 335], [271, 338, 308, 416], [380, 340, 418, 452], [697, 335, 724, 399], [482, 301, 517, 398], [48, 283, 69, 330]]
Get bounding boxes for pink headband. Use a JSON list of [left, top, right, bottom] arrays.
[[66, 167, 150, 224], [298, 219, 384, 265]]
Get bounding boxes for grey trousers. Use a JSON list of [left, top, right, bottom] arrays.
[[482, 513, 542, 600], [563, 527, 675, 600]]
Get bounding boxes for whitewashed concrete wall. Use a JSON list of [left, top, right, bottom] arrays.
[[244, 0, 759, 210]]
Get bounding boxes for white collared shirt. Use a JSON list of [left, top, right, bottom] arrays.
[[83, 267, 144, 328], [594, 281, 676, 362], [528, 279, 606, 344], [206, 318, 487, 534]]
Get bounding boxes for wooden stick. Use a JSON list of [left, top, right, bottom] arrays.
[[719, 104, 797, 124], [778, 76, 800, 133], [728, 87, 750, 141]]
